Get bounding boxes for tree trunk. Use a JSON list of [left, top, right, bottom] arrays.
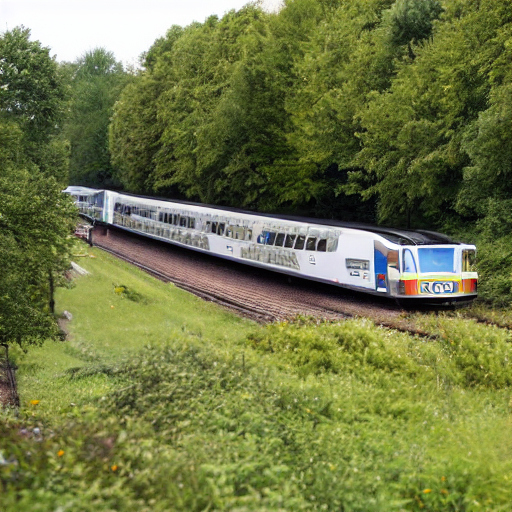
[[49, 271, 55, 314]]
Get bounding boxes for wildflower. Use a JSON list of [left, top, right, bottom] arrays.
[[441, 476, 446, 482], [110, 305, 115, 309], [423, 489, 432, 494], [111, 465, 118, 472], [57, 450, 65, 457], [30, 400, 40, 405]]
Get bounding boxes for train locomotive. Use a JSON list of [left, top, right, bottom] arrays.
[[64, 186, 478, 305]]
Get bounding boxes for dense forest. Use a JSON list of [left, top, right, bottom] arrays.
[[1, 0, 511, 311]]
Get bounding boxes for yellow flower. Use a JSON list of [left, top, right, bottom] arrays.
[[111, 465, 118, 472], [441, 489, 449, 496], [110, 305, 115, 309], [423, 489, 432, 494], [30, 400, 40, 405], [441, 476, 446, 482], [57, 450, 65, 457]]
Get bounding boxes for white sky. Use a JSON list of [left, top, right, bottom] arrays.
[[1, 0, 281, 67]]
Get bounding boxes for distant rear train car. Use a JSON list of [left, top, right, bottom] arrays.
[[64, 186, 478, 305]]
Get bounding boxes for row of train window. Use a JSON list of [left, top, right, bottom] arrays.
[[114, 203, 331, 252], [114, 204, 196, 229], [257, 230, 330, 252]]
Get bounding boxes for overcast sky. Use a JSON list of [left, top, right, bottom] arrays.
[[1, 0, 280, 67]]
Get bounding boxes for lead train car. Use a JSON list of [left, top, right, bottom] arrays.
[[64, 187, 478, 305]]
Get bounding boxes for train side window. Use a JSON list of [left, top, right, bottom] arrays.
[[284, 234, 296, 248], [245, 229, 252, 241], [180, 216, 188, 227], [402, 249, 417, 273], [306, 237, 317, 251], [275, 233, 285, 247], [317, 239, 327, 252], [294, 235, 306, 250], [267, 232, 276, 245], [211, 222, 218, 234], [462, 249, 476, 272], [327, 238, 338, 252], [218, 223, 225, 236], [158, 212, 163, 222], [226, 226, 233, 238], [189, 218, 196, 229], [205, 221, 211, 233]]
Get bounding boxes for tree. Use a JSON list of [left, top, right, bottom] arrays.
[[353, 0, 511, 227], [0, 27, 65, 141], [0, 26, 69, 183], [109, 26, 185, 193], [64, 48, 130, 187], [0, 28, 77, 351], [0, 122, 77, 350]]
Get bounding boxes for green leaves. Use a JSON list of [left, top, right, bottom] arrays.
[[0, 27, 65, 142], [64, 48, 129, 188], [0, 162, 77, 349]]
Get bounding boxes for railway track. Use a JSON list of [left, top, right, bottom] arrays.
[[90, 226, 446, 335], [91, 226, 512, 336]]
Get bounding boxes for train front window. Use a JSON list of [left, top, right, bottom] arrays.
[[418, 248, 455, 273], [402, 249, 417, 273]]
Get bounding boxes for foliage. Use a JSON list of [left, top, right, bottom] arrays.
[[0, 27, 66, 143], [0, 26, 69, 183], [63, 48, 130, 187], [0, 27, 77, 350], [0, 162, 76, 350], [2, 251, 511, 510]]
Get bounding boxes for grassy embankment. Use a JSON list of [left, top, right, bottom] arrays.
[[1, 245, 511, 511]]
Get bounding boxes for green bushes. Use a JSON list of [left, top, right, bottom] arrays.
[[1, 249, 511, 510], [248, 317, 512, 390]]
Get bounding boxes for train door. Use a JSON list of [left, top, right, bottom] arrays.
[[374, 241, 399, 295], [342, 234, 375, 289]]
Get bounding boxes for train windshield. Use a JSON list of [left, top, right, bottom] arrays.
[[418, 248, 455, 273]]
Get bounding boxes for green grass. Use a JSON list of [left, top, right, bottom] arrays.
[[1, 244, 511, 511]]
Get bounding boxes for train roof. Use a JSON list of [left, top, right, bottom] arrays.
[[105, 189, 459, 246]]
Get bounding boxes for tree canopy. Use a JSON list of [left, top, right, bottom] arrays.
[[63, 48, 130, 188]]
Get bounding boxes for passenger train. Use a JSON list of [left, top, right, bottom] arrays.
[[64, 186, 478, 305]]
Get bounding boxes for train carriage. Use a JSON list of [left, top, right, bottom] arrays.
[[65, 187, 478, 305]]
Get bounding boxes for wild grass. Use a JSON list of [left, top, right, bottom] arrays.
[[1, 244, 511, 511]]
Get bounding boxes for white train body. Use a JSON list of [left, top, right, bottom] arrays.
[[64, 187, 478, 304]]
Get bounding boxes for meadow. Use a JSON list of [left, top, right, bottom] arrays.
[[1, 247, 511, 511]]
